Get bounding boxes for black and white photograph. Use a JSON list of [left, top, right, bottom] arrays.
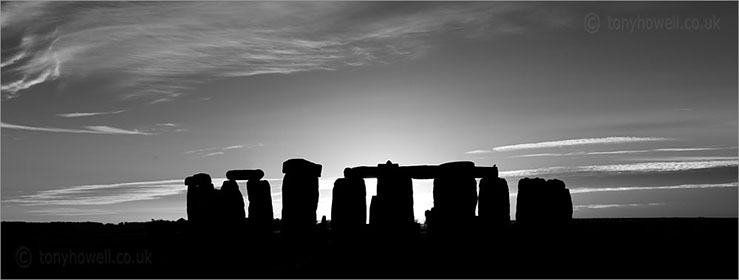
[[1, 1, 737, 278]]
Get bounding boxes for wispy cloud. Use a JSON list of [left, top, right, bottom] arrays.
[[57, 110, 126, 118], [507, 182, 737, 198], [510, 146, 735, 158], [511, 152, 588, 158], [26, 208, 118, 216], [491, 136, 672, 152], [653, 147, 731, 152], [569, 182, 738, 195], [465, 149, 494, 155], [631, 156, 739, 162], [586, 150, 652, 155], [3, 179, 187, 206], [184, 143, 263, 158], [2, 176, 322, 210], [1, 2, 572, 100], [499, 160, 738, 177], [201, 152, 224, 158], [151, 123, 187, 133], [574, 203, 664, 210], [1, 122, 152, 135], [184, 145, 244, 155]]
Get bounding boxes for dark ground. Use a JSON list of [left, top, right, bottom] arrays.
[[2, 218, 737, 278]]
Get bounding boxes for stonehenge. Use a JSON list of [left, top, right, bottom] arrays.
[[185, 176, 199, 223], [220, 180, 246, 223], [246, 179, 274, 231], [185, 170, 267, 227], [337, 161, 506, 234], [223, 168, 274, 231], [185, 173, 218, 225], [478, 174, 511, 226], [331, 176, 366, 234], [184, 160, 573, 236], [515, 177, 573, 225], [281, 158, 322, 234], [227, 169, 265, 181], [373, 161, 415, 233], [432, 161, 479, 234]]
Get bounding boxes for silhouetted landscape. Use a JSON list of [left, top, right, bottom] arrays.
[[2, 1, 737, 279], [3, 159, 737, 278], [3, 218, 737, 278]]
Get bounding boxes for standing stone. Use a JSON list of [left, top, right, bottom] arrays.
[[226, 169, 265, 181], [546, 179, 573, 222], [432, 161, 478, 234], [515, 177, 572, 225], [331, 176, 367, 234], [281, 158, 322, 234], [478, 175, 510, 226], [515, 177, 543, 224], [369, 195, 381, 227], [246, 179, 274, 231], [372, 161, 414, 233], [220, 180, 246, 222], [192, 173, 217, 224], [185, 176, 200, 223]]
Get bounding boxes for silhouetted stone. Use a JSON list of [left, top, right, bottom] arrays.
[[220, 180, 245, 222], [515, 177, 572, 225], [478, 176, 510, 226], [369, 195, 381, 227], [546, 179, 573, 221], [188, 173, 217, 225], [372, 161, 414, 233], [331, 177, 367, 234], [246, 179, 273, 231], [432, 161, 478, 234], [283, 158, 322, 177], [424, 209, 433, 227], [185, 176, 200, 223], [226, 169, 265, 181], [281, 158, 322, 234]]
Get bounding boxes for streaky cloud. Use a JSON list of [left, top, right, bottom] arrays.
[[492, 136, 672, 152], [510, 146, 735, 158], [499, 160, 738, 177], [1, 2, 573, 100], [587, 150, 651, 155], [508, 182, 737, 197], [631, 156, 739, 162], [26, 208, 118, 216], [1, 122, 152, 135], [183, 144, 253, 155], [57, 110, 126, 118], [465, 149, 493, 154], [511, 152, 586, 158], [2, 179, 187, 206], [653, 147, 732, 152], [2, 176, 333, 207], [0, 51, 27, 68], [569, 182, 738, 195], [200, 152, 225, 158], [574, 203, 664, 210]]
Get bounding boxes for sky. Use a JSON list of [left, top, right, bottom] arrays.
[[1, 1, 737, 223]]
